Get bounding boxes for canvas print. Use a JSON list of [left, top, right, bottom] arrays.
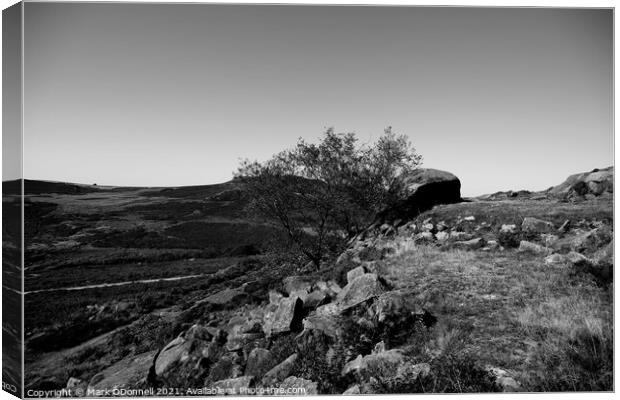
[[2, 2, 614, 397]]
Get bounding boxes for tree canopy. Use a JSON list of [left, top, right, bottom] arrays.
[[235, 127, 422, 267]]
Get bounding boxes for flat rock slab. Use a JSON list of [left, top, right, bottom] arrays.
[[203, 288, 248, 306], [337, 273, 386, 311], [88, 350, 157, 392]]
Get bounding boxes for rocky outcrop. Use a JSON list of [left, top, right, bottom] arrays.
[[377, 168, 461, 223], [549, 167, 613, 199]]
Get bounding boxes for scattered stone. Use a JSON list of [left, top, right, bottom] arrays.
[[155, 336, 191, 375], [212, 376, 254, 393], [518, 240, 551, 255], [263, 296, 305, 338], [435, 231, 449, 242], [282, 276, 313, 297], [500, 224, 517, 233], [245, 348, 276, 379], [278, 376, 319, 395], [343, 385, 361, 395], [303, 290, 329, 310], [463, 216, 476, 222], [521, 217, 555, 234], [449, 231, 473, 241], [203, 288, 248, 306], [451, 238, 485, 251], [262, 354, 298, 386], [414, 231, 434, 243], [557, 219, 571, 233], [336, 273, 387, 311], [422, 222, 434, 232], [544, 254, 565, 265], [346, 266, 367, 284], [487, 367, 522, 392]]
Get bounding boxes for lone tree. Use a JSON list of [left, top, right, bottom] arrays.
[[235, 127, 422, 268]]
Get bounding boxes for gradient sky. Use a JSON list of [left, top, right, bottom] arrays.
[[23, 4, 612, 196]]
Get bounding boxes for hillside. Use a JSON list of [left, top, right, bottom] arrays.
[[18, 168, 613, 394]]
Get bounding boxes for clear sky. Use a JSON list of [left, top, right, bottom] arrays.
[[23, 4, 612, 196]]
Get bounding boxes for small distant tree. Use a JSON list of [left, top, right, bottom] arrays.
[[235, 127, 422, 268]]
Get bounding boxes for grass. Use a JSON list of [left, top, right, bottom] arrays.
[[380, 237, 613, 391]]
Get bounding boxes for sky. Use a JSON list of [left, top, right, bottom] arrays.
[[21, 3, 612, 196]]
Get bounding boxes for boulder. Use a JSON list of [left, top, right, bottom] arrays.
[[518, 241, 551, 255], [302, 303, 341, 338], [263, 296, 305, 338], [282, 276, 313, 297], [487, 367, 522, 392], [549, 167, 613, 198], [521, 217, 555, 234], [377, 168, 461, 223], [449, 231, 473, 241], [303, 290, 328, 310], [313, 280, 341, 298], [336, 273, 387, 311], [262, 354, 298, 386], [245, 348, 276, 380], [500, 224, 517, 233], [346, 266, 367, 283], [203, 288, 248, 306], [212, 376, 254, 393], [451, 238, 485, 251], [88, 351, 157, 391], [155, 336, 191, 375], [414, 231, 434, 243], [343, 385, 361, 395], [435, 231, 449, 242], [278, 376, 319, 395]]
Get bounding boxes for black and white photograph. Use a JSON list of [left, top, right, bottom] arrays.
[[1, 1, 614, 397]]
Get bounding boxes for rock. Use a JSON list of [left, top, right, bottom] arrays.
[[263, 296, 305, 338], [571, 226, 613, 254], [210, 353, 245, 382], [557, 219, 571, 233], [302, 303, 341, 338], [435, 231, 449, 242], [88, 351, 157, 391], [500, 224, 517, 233], [522, 217, 555, 234], [203, 288, 248, 306], [487, 367, 522, 392], [449, 231, 473, 241], [544, 253, 566, 265], [518, 241, 551, 255], [336, 273, 387, 311], [422, 222, 434, 232], [225, 324, 264, 352], [549, 167, 613, 198], [262, 354, 298, 386], [346, 266, 367, 283], [282, 276, 313, 297], [155, 336, 191, 375], [66, 377, 86, 391], [313, 280, 341, 298], [342, 348, 409, 381], [343, 385, 361, 395], [463, 216, 476, 222], [436, 221, 448, 231], [377, 168, 461, 223], [278, 376, 319, 395], [245, 348, 276, 379], [566, 251, 588, 265], [303, 290, 328, 310], [212, 376, 254, 393], [414, 231, 434, 243], [452, 238, 485, 250]]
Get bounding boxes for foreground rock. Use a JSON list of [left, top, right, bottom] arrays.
[[336, 273, 387, 311]]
